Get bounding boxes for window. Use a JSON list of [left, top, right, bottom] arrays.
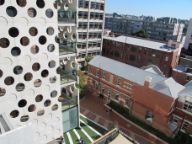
[[183, 101, 192, 113], [115, 94, 119, 101], [186, 76, 190, 81], [182, 121, 189, 132], [108, 89, 111, 97], [125, 97, 129, 107], [102, 71, 106, 79], [145, 111, 153, 124], [165, 56, 169, 61], [96, 69, 100, 77], [116, 78, 121, 86], [129, 55, 136, 62], [109, 75, 113, 84]]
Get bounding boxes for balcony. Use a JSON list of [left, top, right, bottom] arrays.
[[58, 10, 76, 24], [59, 42, 76, 56], [58, 94, 78, 111], [60, 74, 77, 86]]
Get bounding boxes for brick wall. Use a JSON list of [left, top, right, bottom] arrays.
[[102, 39, 179, 77]]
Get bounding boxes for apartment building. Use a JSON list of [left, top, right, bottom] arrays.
[[184, 18, 192, 54], [0, 0, 63, 143], [76, 0, 105, 67], [105, 16, 143, 35], [105, 15, 185, 43], [87, 56, 192, 137], [56, 0, 80, 133], [102, 36, 181, 77], [143, 19, 184, 42]]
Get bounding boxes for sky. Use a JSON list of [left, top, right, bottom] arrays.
[[106, 0, 192, 19]]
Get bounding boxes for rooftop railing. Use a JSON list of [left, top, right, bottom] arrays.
[[59, 42, 76, 55], [58, 10, 76, 23]]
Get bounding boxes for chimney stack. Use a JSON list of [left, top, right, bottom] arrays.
[[144, 76, 152, 87]]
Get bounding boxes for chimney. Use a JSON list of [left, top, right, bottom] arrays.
[[144, 76, 152, 87]]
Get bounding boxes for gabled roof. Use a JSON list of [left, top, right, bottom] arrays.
[[89, 56, 166, 86], [142, 65, 164, 76], [179, 80, 192, 98], [150, 78, 184, 99]]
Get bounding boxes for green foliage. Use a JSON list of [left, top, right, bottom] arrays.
[[77, 70, 88, 99], [171, 132, 192, 144], [108, 100, 172, 143], [133, 29, 148, 38]]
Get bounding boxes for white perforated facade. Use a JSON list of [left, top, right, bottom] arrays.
[[0, 0, 63, 143]]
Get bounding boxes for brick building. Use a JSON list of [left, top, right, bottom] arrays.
[[87, 56, 192, 137], [102, 36, 182, 77], [172, 57, 192, 85]]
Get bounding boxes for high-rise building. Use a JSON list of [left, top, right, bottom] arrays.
[[184, 18, 192, 54], [105, 15, 185, 43], [0, 0, 63, 143], [143, 18, 184, 42], [56, 0, 80, 133], [76, 0, 105, 67]]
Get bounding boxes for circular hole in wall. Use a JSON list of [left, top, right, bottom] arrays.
[[16, 0, 27, 7], [6, 6, 17, 17], [48, 60, 56, 68], [29, 27, 38, 36], [28, 8, 37, 17], [46, 9, 54, 18], [50, 90, 57, 98], [37, 109, 45, 116], [46, 27, 54, 35], [4, 76, 14, 85], [20, 37, 29, 46], [0, 87, 6, 97], [34, 79, 42, 87], [11, 47, 21, 56], [36, 0, 45, 8], [39, 36, 47, 45], [47, 44, 55, 52], [28, 104, 36, 112], [16, 83, 25, 92], [35, 94, 43, 102], [32, 63, 40, 71], [20, 115, 29, 122], [0, 69, 3, 78], [41, 70, 49, 78], [52, 104, 59, 111], [9, 27, 19, 38], [49, 76, 57, 83], [0, 38, 10, 48], [0, 0, 5, 5], [44, 99, 51, 107], [24, 73, 33, 81], [31, 45, 39, 54], [13, 66, 23, 75], [10, 110, 19, 118], [18, 99, 27, 108]]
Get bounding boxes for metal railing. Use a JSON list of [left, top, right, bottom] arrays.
[[59, 42, 76, 55], [60, 74, 77, 85], [58, 10, 76, 23], [93, 128, 119, 144]]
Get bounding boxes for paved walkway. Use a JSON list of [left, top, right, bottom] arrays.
[[80, 93, 168, 144]]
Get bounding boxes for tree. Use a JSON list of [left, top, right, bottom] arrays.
[[133, 29, 148, 38]]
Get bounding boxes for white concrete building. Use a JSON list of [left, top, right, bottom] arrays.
[[56, 0, 80, 133], [76, 0, 105, 67], [0, 0, 63, 143], [184, 18, 192, 51]]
